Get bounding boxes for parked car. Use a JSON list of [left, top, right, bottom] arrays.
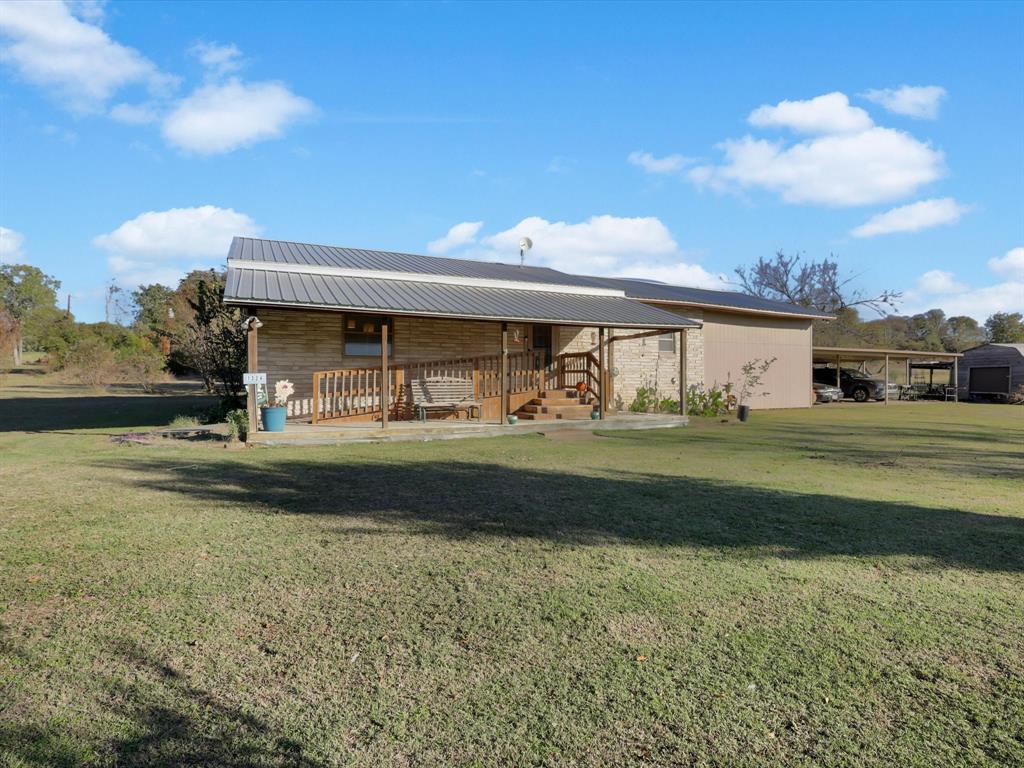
[[813, 382, 843, 403], [812, 367, 887, 402]]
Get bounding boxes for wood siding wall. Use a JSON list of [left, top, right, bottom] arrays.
[[956, 345, 1024, 398]]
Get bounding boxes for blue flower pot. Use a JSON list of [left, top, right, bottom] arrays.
[[506, 414, 518, 425], [590, 410, 601, 420], [261, 406, 287, 432]]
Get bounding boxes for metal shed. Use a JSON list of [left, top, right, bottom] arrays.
[[956, 343, 1024, 401]]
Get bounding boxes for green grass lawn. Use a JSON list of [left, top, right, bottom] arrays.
[[1, 370, 1022, 767]]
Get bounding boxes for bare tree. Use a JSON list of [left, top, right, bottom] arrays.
[[735, 251, 901, 316]]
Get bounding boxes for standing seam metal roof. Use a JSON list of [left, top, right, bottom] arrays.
[[226, 236, 831, 319], [226, 267, 698, 329]]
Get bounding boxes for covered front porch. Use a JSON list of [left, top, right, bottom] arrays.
[[242, 314, 698, 435]]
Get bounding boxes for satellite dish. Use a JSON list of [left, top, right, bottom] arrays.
[[519, 237, 533, 267]]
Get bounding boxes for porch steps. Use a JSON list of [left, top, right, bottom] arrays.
[[515, 389, 595, 421]]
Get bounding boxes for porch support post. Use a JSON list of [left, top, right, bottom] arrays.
[[246, 317, 259, 434], [884, 354, 889, 405], [679, 328, 688, 417], [381, 321, 389, 429], [607, 331, 615, 413], [500, 322, 509, 423], [598, 326, 606, 419]]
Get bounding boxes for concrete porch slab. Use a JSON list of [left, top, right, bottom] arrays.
[[248, 412, 687, 446]]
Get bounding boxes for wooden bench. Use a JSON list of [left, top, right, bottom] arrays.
[[409, 376, 482, 421]]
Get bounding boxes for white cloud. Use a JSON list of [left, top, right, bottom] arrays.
[[0, 0, 175, 113], [432, 215, 726, 290], [916, 269, 967, 294], [628, 151, 693, 174], [988, 247, 1024, 280], [748, 92, 873, 135], [863, 85, 947, 119], [162, 78, 315, 154], [109, 101, 159, 124], [189, 40, 243, 78], [427, 221, 483, 254], [0, 226, 26, 262], [689, 125, 945, 207], [902, 249, 1024, 321], [851, 197, 970, 238], [93, 205, 261, 286]]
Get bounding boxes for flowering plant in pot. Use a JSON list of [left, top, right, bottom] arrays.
[[261, 380, 294, 432]]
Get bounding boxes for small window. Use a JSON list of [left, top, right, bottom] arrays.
[[344, 314, 393, 357], [658, 333, 675, 353]]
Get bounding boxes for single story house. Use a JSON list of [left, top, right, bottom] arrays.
[[223, 237, 831, 423], [957, 343, 1024, 401]]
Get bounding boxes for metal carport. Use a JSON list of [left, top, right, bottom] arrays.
[[812, 346, 964, 404]]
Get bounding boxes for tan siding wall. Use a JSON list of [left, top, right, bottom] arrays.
[[701, 310, 812, 409]]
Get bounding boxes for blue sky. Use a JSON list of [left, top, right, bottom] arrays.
[[1, 0, 1022, 322]]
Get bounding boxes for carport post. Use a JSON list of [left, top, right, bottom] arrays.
[[884, 355, 889, 404], [906, 359, 911, 388], [953, 357, 959, 402], [836, 355, 841, 388]]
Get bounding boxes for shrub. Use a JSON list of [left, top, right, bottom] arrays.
[[225, 409, 250, 441], [116, 345, 167, 392], [629, 385, 659, 413], [167, 414, 201, 429], [686, 385, 731, 417], [62, 338, 118, 387]]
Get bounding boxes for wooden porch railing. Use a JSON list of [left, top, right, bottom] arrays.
[[557, 351, 602, 408], [312, 350, 597, 424]]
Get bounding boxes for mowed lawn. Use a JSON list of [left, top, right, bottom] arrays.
[[1, 371, 1022, 767]]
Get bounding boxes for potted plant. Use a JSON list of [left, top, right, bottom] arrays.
[[261, 380, 294, 432], [735, 357, 776, 422]]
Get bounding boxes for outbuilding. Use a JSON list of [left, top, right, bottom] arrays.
[[957, 343, 1024, 401]]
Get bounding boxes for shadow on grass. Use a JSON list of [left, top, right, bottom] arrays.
[[112, 455, 1024, 573], [0, 633, 324, 768], [0, 393, 218, 433]]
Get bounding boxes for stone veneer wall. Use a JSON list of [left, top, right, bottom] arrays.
[[554, 309, 705, 411]]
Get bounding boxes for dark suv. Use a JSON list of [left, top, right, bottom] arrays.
[[812, 367, 886, 402]]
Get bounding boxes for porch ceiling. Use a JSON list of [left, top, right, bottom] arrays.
[[225, 266, 700, 330]]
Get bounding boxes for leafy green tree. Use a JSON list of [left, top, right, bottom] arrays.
[[984, 312, 1024, 343], [0, 264, 60, 365], [132, 283, 175, 335], [175, 271, 246, 400], [944, 315, 986, 351]]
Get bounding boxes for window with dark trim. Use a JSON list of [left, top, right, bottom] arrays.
[[343, 314, 393, 357], [658, 333, 675, 353]]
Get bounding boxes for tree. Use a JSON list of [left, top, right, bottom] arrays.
[[0, 264, 60, 365], [174, 271, 246, 400], [944, 315, 986, 352], [984, 312, 1024, 343], [734, 251, 901, 316], [132, 283, 175, 335]]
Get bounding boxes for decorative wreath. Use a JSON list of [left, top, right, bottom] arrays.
[[575, 381, 589, 393]]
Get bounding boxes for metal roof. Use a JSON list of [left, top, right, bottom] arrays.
[[228, 237, 832, 319], [813, 346, 962, 362], [226, 266, 699, 329]]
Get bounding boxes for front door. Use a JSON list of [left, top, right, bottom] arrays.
[[531, 324, 553, 367]]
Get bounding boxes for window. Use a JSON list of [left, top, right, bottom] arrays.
[[658, 333, 675, 353], [343, 314, 393, 357]]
